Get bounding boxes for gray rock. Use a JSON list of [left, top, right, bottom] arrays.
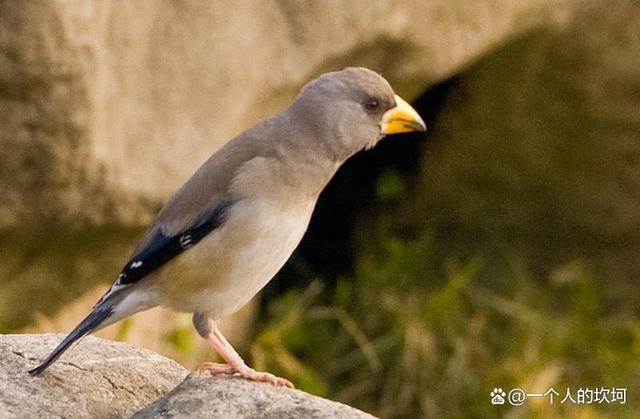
[[0, 0, 575, 328], [1, 334, 374, 418], [134, 374, 376, 419], [0, 333, 189, 418], [0, 0, 571, 230], [419, 0, 640, 279]]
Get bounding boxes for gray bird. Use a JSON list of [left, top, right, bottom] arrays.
[[29, 67, 426, 387]]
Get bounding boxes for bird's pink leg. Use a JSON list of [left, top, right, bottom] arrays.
[[197, 327, 293, 388]]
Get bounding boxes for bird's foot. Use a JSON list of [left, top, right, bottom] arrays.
[[197, 362, 294, 388], [196, 362, 235, 375]]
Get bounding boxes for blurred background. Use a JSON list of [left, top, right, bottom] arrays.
[[1, 0, 639, 417]]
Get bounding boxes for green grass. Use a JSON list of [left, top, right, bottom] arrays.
[[251, 229, 640, 418]]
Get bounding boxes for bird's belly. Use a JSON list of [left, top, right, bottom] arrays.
[[154, 198, 313, 319]]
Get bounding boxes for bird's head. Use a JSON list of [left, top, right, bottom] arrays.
[[290, 67, 426, 159]]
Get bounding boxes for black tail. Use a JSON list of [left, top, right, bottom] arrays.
[[28, 303, 116, 375]]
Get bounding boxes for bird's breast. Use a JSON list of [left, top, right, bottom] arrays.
[[153, 197, 315, 318]]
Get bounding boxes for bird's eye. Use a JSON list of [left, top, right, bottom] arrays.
[[364, 99, 379, 112]]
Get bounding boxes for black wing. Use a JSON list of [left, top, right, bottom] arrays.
[[115, 200, 233, 286]]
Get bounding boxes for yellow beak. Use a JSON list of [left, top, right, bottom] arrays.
[[381, 94, 427, 135]]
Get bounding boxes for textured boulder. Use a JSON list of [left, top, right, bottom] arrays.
[[0, 0, 571, 229], [419, 0, 640, 278], [0, 0, 575, 332], [134, 374, 375, 419], [0, 333, 188, 418], [1, 334, 374, 418]]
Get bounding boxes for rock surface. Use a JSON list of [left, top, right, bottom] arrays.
[[0, 0, 571, 229], [134, 374, 375, 419], [0, 334, 375, 418], [0, 333, 188, 418], [0, 0, 575, 330], [0, 0, 576, 330], [419, 0, 640, 279]]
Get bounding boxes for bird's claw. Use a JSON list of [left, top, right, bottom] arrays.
[[197, 362, 294, 388], [196, 362, 235, 375]]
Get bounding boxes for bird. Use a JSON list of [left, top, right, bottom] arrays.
[[28, 67, 426, 387]]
